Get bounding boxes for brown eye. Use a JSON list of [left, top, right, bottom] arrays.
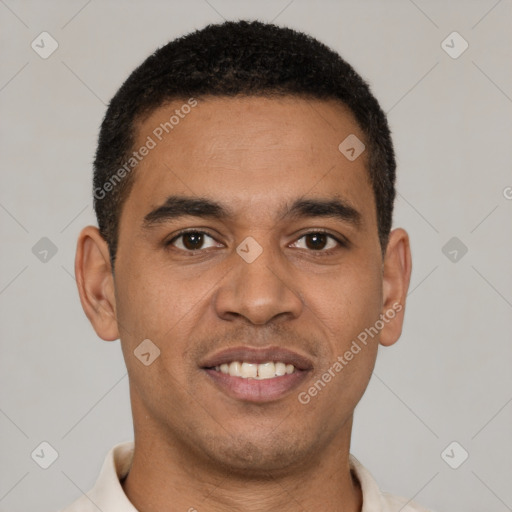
[[181, 232, 204, 250], [304, 233, 329, 250], [291, 232, 342, 252], [168, 231, 219, 251]]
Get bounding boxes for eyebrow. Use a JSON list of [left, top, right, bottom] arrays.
[[142, 195, 362, 229]]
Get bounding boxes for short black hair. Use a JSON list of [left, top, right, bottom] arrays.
[[93, 20, 396, 268]]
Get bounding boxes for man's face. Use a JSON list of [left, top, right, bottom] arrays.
[[106, 96, 393, 473]]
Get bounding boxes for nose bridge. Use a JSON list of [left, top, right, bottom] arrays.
[[214, 234, 304, 325]]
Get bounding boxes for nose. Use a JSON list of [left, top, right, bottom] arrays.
[[213, 238, 304, 325]]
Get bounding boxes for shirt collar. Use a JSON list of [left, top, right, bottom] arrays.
[[64, 441, 421, 512], [80, 441, 138, 512]]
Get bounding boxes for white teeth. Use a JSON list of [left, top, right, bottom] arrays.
[[229, 361, 242, 377], [275, 362, 286, 376], [215, 361, 297, 379], [240, 362, 257, 378], [257, 362, 275, 379]]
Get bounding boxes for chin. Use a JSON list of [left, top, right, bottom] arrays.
[[198, 429, 315, 476]]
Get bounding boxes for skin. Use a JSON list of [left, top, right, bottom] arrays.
[[75, 96, 412, 512]]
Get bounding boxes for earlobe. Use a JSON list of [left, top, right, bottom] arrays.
[[379, 228, 412, 347], [74, 226, 120, 341]]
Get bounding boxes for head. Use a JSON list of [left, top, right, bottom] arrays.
[[76, 20, 411, 475], [93, 20, 397, 269]]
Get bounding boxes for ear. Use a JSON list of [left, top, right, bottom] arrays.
[[379, 228, 412, 347], [74, 226, 119, 341]]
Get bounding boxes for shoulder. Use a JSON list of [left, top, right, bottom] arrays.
[[349, 454, 437, 512], [56, 441, 136, 512]]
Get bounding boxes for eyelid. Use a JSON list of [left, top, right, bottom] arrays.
[[166, 228, 349, 252], [166, 228, 221, 248], [290, 229, 349, 252]]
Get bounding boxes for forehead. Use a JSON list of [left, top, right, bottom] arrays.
[[123, 96, 375, 228]]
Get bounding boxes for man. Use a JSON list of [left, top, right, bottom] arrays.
[[63, 19, 432, 512]]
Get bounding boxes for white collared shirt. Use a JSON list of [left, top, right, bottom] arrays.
[[59, 441, 434, 512]]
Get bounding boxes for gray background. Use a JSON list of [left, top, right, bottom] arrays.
[[1, 1, 511, 511]]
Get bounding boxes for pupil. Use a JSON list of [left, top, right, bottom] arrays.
[[184, 232, 203, 250], [307, 233, 326, 250]]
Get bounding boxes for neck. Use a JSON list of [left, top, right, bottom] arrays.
[[121, 421, 362, 512]]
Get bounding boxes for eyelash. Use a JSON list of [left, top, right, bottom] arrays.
[[165, 229, 348, 255]]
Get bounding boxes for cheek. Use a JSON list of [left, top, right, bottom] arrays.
[[114, 266, 194, 397], [113, 257, 213, 376], [303, 259, 383, 343], [298, 267, 382, 418], [114, 250, 181, 328]]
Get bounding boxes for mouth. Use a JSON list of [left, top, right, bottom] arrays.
[[200, 346, 313, 403]]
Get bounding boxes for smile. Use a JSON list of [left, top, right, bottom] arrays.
[[213, 361, 297, 379], [200, 346, 313, 402]]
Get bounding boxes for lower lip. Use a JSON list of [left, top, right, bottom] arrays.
[[203, 368, 310, 403]]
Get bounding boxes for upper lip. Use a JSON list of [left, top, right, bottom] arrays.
[[200, 346, 314, 371]]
